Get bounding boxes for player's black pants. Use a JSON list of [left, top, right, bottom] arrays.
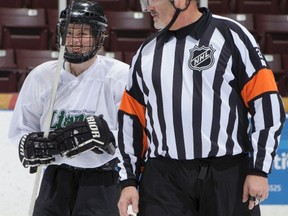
[[138, 154, 260, 216], [33, 159, 120, 216]]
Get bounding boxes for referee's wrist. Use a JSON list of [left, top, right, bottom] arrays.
[[247, 169, 268, 178], [119, 179, 137, 190]]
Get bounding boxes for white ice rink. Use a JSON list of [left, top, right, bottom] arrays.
[[0, 110, 287, 216]]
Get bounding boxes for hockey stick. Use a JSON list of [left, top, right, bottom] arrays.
[[27, 1, 74, 215]]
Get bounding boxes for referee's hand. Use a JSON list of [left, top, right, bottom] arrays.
[[242, 175, 269, 210], [118, 186, 139, 216]]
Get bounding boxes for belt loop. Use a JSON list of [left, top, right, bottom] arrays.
[[198, 166, 208, 180]]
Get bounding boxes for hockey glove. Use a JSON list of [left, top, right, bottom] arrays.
[[57, 115, 116, 158], [18, 131, 60, 169]]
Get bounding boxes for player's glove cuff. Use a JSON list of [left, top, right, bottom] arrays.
[[18, 131, 61, 168]]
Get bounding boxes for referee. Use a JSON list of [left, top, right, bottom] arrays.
[[117, 1, 286, 216]]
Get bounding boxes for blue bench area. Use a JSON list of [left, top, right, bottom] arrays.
[[263, 115, 288, 204]]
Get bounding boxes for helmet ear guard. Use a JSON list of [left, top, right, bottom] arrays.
[[57, 0, 108, 64]]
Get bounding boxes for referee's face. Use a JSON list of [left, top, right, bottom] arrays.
[[146, 0, 176, 30]]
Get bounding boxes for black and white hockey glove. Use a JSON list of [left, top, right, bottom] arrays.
[[57, 115, 116, 158], [18, 131, 61, 169]]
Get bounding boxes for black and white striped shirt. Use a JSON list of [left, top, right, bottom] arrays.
[[118, 8, 286, 185]]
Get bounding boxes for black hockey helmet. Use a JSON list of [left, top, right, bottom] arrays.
[[57, 0, 108, 63]]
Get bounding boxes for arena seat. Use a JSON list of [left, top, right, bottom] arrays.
[[128, 0, 142, 11], [96, 0, 129, 11], [265, 53, 287, 96], [282, 53, 288, 96], [16, 49, 59, 72], [0, 49, 18, 92], [46, 9, 59, 50], [283, 53, 288, 73], [105, 11, 154, 52], [236, 0, 284, 14], [30, 0, 59, 9], [0, 8, 49, 50], [282, 0, 288, 14], [255, 14, 288, 54], [0, 0, 23, 8], [208, 0, 236, 14], [15, 49, 59, 90]]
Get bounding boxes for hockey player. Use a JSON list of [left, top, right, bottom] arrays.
[[117, 0, 286, 216], [8, 1, 129, 215]]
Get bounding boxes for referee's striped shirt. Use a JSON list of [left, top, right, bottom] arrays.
[[117, 8, 286, 185]]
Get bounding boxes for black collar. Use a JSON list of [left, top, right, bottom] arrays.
[[163, 7, 211, 42]]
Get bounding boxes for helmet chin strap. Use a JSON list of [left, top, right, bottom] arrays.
[[163, 8, 181, 31], [170, 0, 192, 11], [165, 0, 191, 31]]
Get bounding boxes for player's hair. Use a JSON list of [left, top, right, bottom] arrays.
[[57, 0, 108, 63]]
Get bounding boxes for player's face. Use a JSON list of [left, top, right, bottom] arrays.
[[145, 0, 175, 30], [65, 23, 95, 54]]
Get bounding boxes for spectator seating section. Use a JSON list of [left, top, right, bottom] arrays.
[[0, 8, 48, 50], [26, 0, 140, 11], [97, 0, 129, 11], [46, 9, 59, 50], [30, 0, 59, 9], [265, 53, 287, 96], [208, 0, 288, 14], [0, 49, 18, 92], [255, 14, 288, 54], [105, 11, 154, 52], [0, 0, 23, 8], [0, 1, 288, 94], [0, 49, 16, 69], [15, 49, 59, 72], [15, 49, 59, 90], [236, 0, 285, 14], [283, 53, 288, 73], [282, 53, 288, 96], [128, 0, 142, 11], [208, 0, 236, 14]]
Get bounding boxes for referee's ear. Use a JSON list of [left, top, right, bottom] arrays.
[[173, 0, 193, 10], [172, 0, 184, 9]]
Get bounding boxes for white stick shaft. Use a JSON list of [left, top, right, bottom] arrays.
[[43, 46, 65, 137], [28, 167, 42, 216], [28, 45, 65, 216]]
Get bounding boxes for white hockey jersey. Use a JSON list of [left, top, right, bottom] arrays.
[[9, 55, 129, 168]]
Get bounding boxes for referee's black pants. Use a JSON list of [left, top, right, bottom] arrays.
[[32, 160, 120, 216], [138, 154, 260, 216]]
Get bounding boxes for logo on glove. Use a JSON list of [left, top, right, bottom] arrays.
[[86, 116, 101, 138]]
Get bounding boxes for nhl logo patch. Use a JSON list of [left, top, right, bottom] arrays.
[[188, 45, 216, 71]]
